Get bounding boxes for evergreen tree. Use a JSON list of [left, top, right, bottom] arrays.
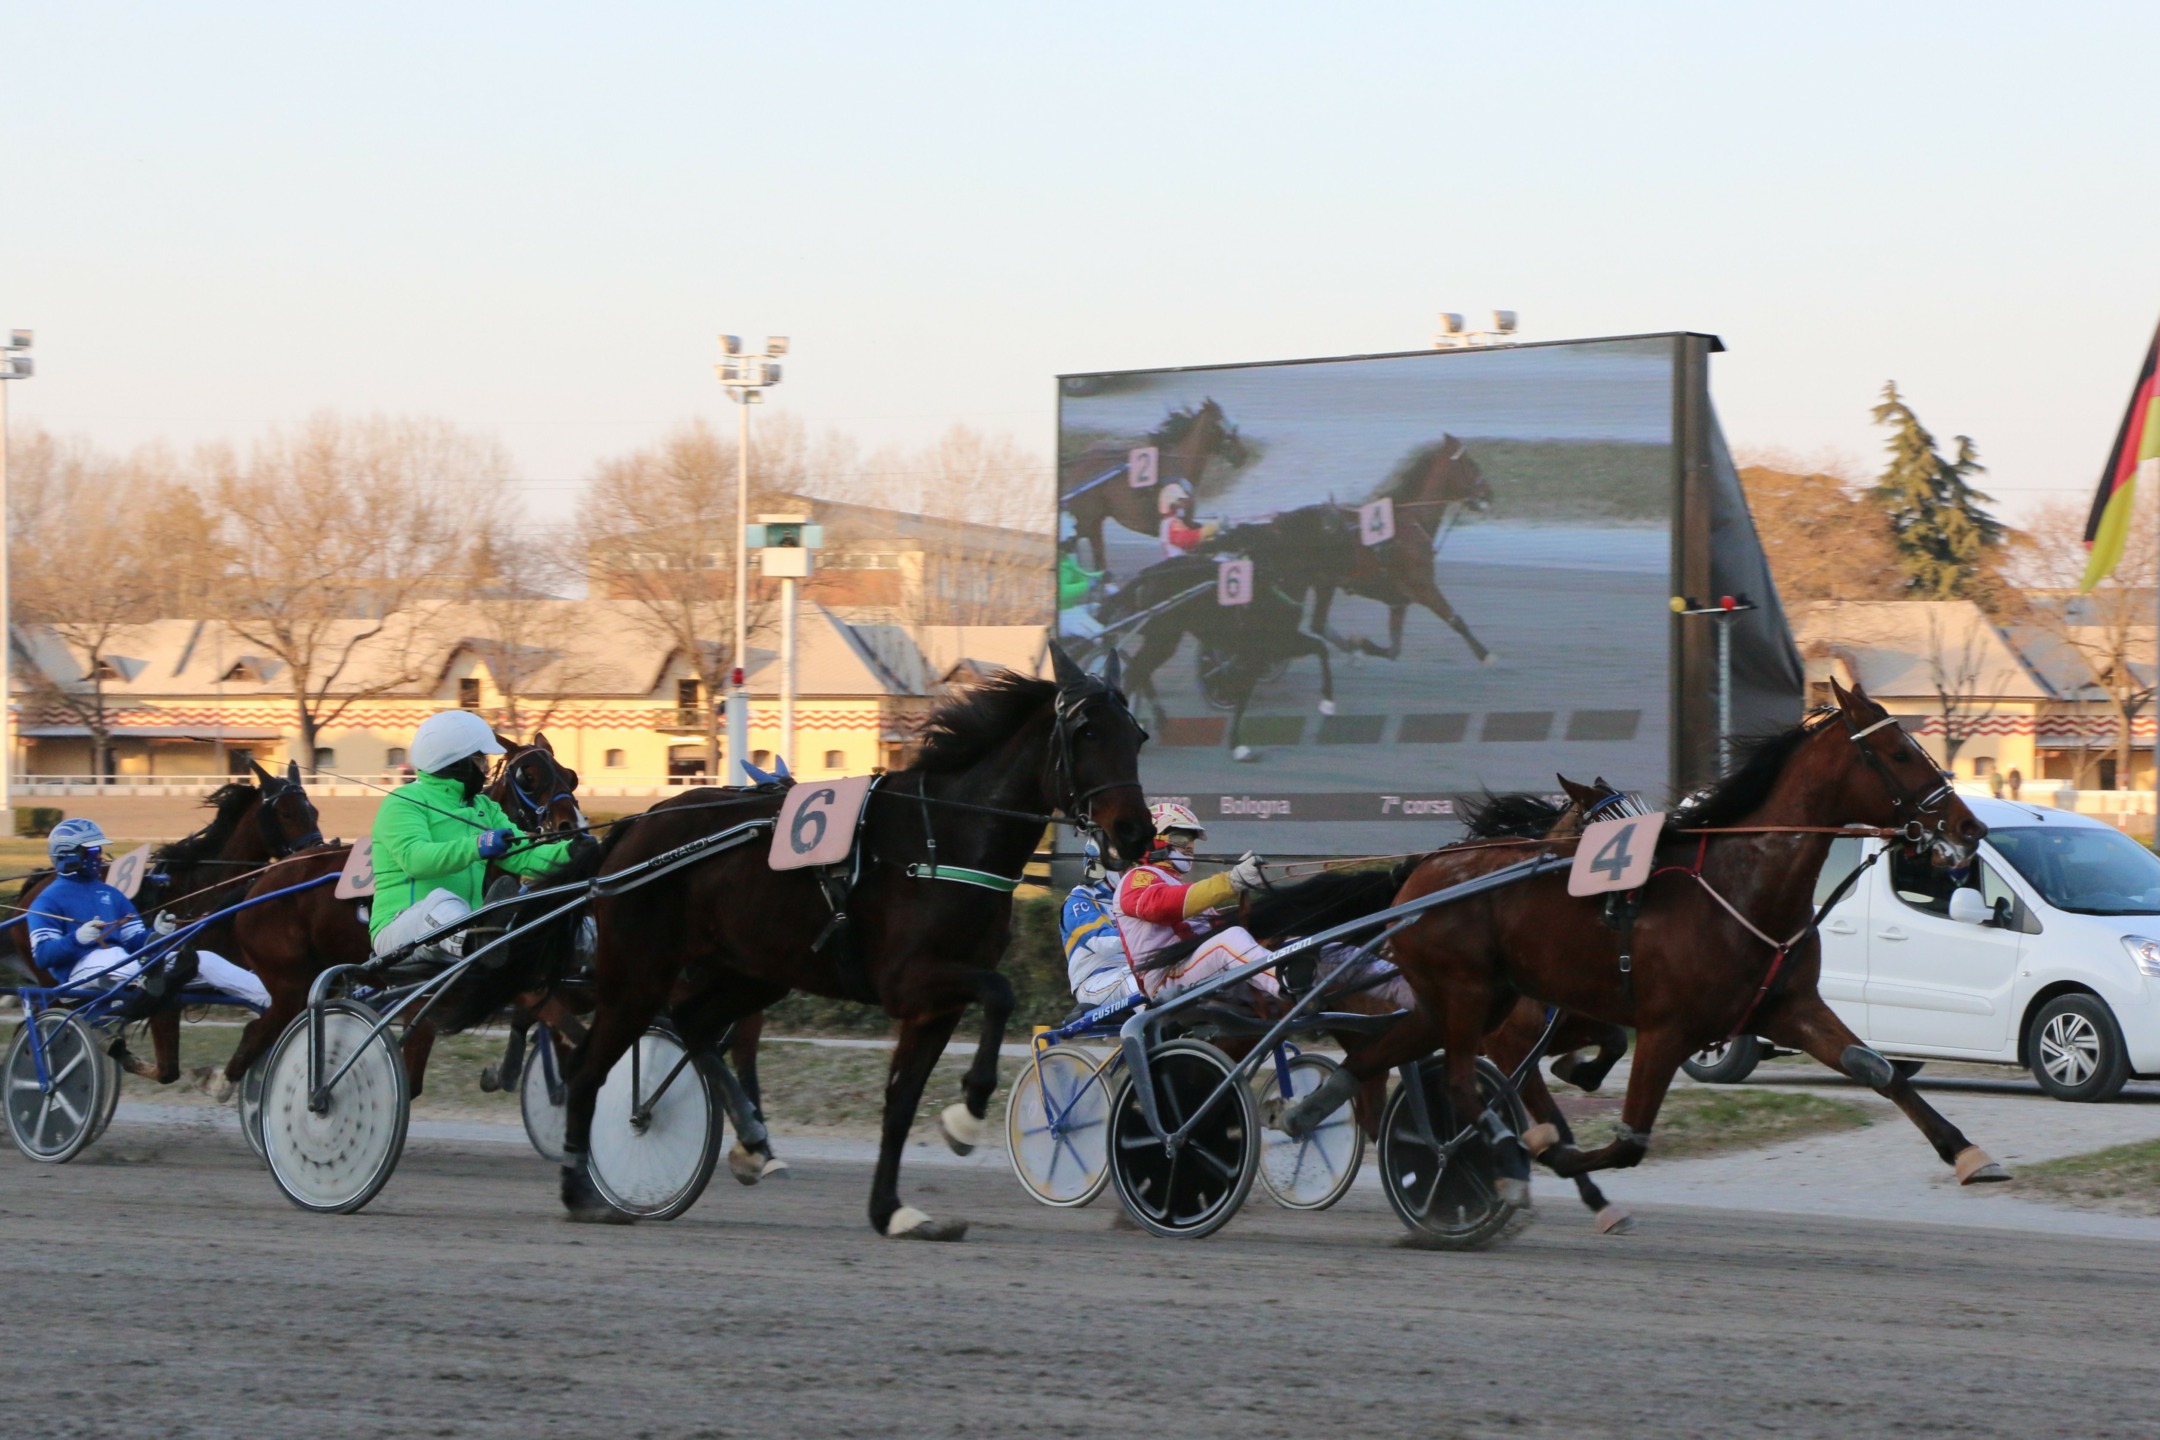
[[1870, 381, 2005, 601]]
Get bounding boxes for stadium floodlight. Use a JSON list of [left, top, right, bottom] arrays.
[[715, 330, 789, 784], [1492, 310, 1518, 334], [5, 330, 29, 351], [1437, 312, 1465, 334]]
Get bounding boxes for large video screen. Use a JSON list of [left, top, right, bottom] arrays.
[[1057, 336, 1677, 854]]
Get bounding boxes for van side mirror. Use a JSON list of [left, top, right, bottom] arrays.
[[1948, 887, 1991, 926]]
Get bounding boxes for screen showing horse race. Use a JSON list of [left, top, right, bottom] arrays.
[[1056, 334, 1679, 855]]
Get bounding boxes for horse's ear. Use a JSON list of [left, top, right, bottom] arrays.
[[1443, 433, 1461, 454], [531, 730, 554, 755], [494, 731, 519, 753], [248, 759, 274, 786], [287, 759, 302, 785], [1048, 642, 1085, 689], [1100, 648, 1123, 689], [1829, 675, 1854, 710]]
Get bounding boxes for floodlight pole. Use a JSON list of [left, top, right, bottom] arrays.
[[715, 334, 786, 785], [1671, 594, 1757, 777], [0, 330, 32, 812]]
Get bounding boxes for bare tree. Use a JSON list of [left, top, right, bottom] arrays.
[[459, 518, 602, 737], [581, 418, 802, 771], [1735, 449, 1908, 605], [1922, 609, 2021, 771], [2011, 494, 2159, 787], [208, 413, 503, 766], [5, 428, 175, 776]]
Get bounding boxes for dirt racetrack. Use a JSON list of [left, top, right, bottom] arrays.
[[4, 1125, 2158, 1440]]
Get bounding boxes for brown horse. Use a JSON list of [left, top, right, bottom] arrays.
[[1280, 680, 2008, 1200], [1308, 434, 1496, 664], [1061, 399, 1247, 574], [558, 648, 1155, 1237]]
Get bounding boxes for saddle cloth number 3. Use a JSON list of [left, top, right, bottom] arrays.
[[1566, 812, 1665, 897], [769, 775, 875, 871]]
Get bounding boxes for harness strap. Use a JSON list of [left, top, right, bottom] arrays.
[[904, 863, 1021, 894]]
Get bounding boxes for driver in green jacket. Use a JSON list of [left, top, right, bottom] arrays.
[[369, 710, 580, 958]]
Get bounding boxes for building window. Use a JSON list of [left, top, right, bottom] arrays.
[[459, 677, 481, 709], [313, 748, 336, 771], [678, 678, 701, 707], [605, 749, 627, 768], [752, 750, 772, 768], [385, 747, 407, 768], [824, 749, 845, 770]]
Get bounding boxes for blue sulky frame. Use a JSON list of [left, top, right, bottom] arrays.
[[1111, 853, 1569, 1165], [2, 871, 340, 1130]]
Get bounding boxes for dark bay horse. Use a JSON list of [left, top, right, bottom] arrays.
[[1061, 400, 1247, 574], [1102, 505, 1351, 761], [1281, 679, 2008, 1198], [559, 647, 1155, 1237], [1308, 434, 1496, 664]]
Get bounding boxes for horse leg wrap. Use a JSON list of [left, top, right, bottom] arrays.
[[1272, 1064, 1360, 1139], [560, 1153, 634, 1225], [1481, 1111, 1533, 1206], [1954, 1145, 2010, 1185], [1520, 1122, 1561, 1157], [939, 1102, 987, 1156], [1841, 1044, 1895, 1089]]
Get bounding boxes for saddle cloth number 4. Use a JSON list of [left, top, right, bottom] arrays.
[[769, 775, 875, 871], [1566, 812, 1665, 897]]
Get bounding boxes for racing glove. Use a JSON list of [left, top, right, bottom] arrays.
[[1227, 852, 1268, 892], [74, 918, 109, 946], [476, 828, 514, 860], [153, 911, 180, 936]]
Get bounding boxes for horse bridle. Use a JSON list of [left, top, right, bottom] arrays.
[[259, 773, 324, 856], [1048, 674, 1148, 847], [1840, 709, 1960, 849], [502, 750, 579, 834]]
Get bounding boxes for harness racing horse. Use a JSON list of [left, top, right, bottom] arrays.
[[9, 763, 323, 1086], [1279, 679, 2009, 1198], [1101, 505, 1349, 760], [1308, 435, 1496, 664], [558, 646, 1155, 1237], [1060, 399, 1247, 575]]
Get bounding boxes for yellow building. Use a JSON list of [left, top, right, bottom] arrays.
[[10, 602, 1048, 796]]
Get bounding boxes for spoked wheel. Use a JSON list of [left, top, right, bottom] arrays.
[[237, 1054, 270, 1162], [587, 1022, 720, 1221], [521, 1025, 569, 1164], [4, 1012, 112, 1163], [1107, 1039, 1259, 1239], [1006, 1045, 1116, 1207], [1681, 1034, 1762, 1084], [1377, 1055, 1530, 1249], [1253, 1051, 1365, 1211], [259, 1000, 410, 1215], [1195, 646, 1240, 711]]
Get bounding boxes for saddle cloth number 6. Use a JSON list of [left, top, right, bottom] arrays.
[[769, 775, 875, 871]]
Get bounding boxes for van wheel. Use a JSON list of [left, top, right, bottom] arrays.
[[1681, 1035, 1761, 1084], [2027, 994, 2130, 1102]]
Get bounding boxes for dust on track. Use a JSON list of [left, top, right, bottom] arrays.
[[2, 1129, 2154, 1440]]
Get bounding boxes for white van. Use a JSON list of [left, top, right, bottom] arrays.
[[1684, 795, 2160, 1102]]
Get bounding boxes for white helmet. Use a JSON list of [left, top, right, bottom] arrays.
[[1148, 802, 1205, 840], [1156, 480, 1192, 516], [410, 710, 505, 775]]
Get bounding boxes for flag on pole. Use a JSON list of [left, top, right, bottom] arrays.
[[2082, 318, 2160, 590]]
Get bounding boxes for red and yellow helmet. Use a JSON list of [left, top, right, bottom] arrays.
[[1147, 801, 1205, 860]]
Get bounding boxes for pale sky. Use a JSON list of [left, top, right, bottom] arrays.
[[4, 2, 2154, 529]]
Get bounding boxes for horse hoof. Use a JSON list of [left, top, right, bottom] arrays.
[[1257, 1095, 1289, 1133], [886, 1206, 969, 1241], [1479, 651, 1498, 666], [560, 1163, 633, 1224], [727, 1144, 765, 1186], [1497, 1176, 1532, 1209], [760, 1155, 791, 1180], [939, 1102, 986, 1156], [1317, 699, 1337, 717], [1955, 1146, 2011, 1184], [1594, 1205, 1634, 1235], [1232, 746, 1257, 763], [1520, 1123, 1560, 1157], [478, 1065, 503, 1094]]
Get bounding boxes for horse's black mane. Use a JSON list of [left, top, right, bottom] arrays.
[[914, 671, 1060, 774], [1459, 791, 1567, 839], [1153, 399, 1222, 448], [1666, 708, 1838, 833], [154, 781, 258, 864]]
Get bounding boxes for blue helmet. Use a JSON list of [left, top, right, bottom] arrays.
[[48, 817, 109, 879]]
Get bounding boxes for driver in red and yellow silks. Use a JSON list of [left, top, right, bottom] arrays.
[[1113, 802, 1279, 1001]]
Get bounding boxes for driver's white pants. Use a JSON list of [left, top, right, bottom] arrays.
[[1316, 944, 1415, 1011], [371, 888, 472, 958], [1141, 925, 1283, 1002], [67, 945, 271, 1009]]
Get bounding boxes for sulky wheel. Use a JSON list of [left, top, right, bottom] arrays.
[[587, 1022, 720, 1221], [1377, 1055, 1530, 1250], [520, 1025, 569, 1164], [1006, 1044, 1117, 1207], [237, 1054, 270, 1162], [1253, 1051, 1365, 1211], [4, 1012, 113, 1164], [260, 1000, 410, 1215], [1107, 1039, 1259, 1239]]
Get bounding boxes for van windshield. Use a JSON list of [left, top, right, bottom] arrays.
[[1987, 826, 2160, 915]]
